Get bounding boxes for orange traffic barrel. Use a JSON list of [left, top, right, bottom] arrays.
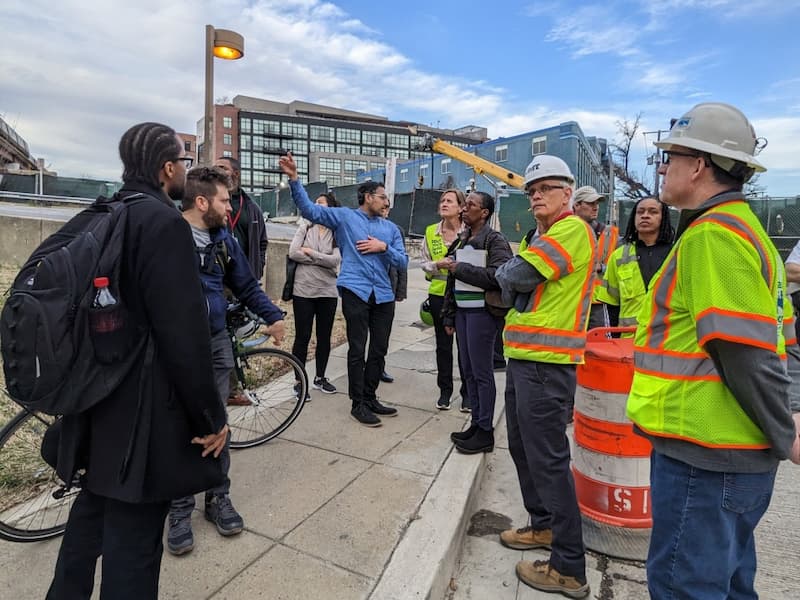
[[572, 327, 651, 561]]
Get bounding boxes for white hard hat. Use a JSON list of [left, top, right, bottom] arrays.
[[524, 155, 575, 186], [655, 102, 766, 181]]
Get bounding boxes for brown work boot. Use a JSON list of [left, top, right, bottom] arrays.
[[499, 525, 552, 550], [226, 391, 251, 406], [516, 560, 589, 599]]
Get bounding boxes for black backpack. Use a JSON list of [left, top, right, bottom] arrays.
[[0, 192, 150, 415]]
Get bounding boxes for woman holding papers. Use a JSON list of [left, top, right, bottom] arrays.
[[439, 191, 512, 454]]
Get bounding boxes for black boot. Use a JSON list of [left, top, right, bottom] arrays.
[[351, 402, 382, 427], [454, 427, 494, 454], [365, 397, 398, 417], [450, 423, 479, 442], [380, 370, 395, 383]]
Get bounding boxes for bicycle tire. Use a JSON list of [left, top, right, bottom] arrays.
[[0, 410, 79, 542], [228, 347, 309, 448]]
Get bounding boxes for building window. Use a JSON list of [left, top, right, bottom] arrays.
[[265, 173, 281, 187], [310, 125, 335, 141], [240, 171, 251, 186], [495, 144, 508, 162], [532, 136, 547, 155], [441, 158, 451, 174], [294, 155, 308, 173], [240, 118, 251, 133], [410, 151, 429, 160], [325, 174, 342, 186], [362, 131, 385, 146], [310, 141, 335, 153], [343, 175, 357, 185], [337, 143, 360, 155], [386, 148, 409, 159], [281, 122, 308, 138], [337, 128, 360, 143], [320, 157, 342, 171], [222, 150, 232, 158], [400, 168, 409, 182], [344, 159, 367, 175], [184, 141, 192, 151], [223, 134, 232, 146], [253, 172, 265, 186], [253, 154, 265, 169], [223, 116, 232, 129], [387, 133, 409, 148], [240, 136, 251, 150], [240, 152, 251, 168], [361, 146, 382, 157], [285, 139, 308, 154]]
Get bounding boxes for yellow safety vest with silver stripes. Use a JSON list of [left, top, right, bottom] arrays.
[[627, 198, 790, 449], [425, 223, 449, 297], [503, 215, 596, 364], [594, 243, 645, 336]]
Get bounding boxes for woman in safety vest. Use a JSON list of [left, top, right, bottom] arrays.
[[595, 196, 674, 336], [420, 188, 466, 410]]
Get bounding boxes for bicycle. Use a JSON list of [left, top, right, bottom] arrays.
[[0, 402, 80, 542], [0, 306, 308, 542], [224, 302, 309, 448]]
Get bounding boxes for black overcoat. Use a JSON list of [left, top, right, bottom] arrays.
[[54, 182, 228, 503]]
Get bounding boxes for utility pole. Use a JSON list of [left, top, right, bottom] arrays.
[[643, 128, 670, 198]]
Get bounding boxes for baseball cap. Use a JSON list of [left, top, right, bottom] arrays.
[[573, 186, 605, 204]]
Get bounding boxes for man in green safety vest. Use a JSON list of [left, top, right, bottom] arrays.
[[626, 102, 800, 598]]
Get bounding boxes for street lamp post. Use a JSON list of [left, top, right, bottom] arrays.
[[203, 25, 244, 166]]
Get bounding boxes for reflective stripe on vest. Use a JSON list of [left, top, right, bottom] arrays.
[[503, 216, 596, 364], [425, 223, 450, 296], [627, 200, 785, 449]]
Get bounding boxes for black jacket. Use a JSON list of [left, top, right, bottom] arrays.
[[55, 182, 228, 503], [230, 189, 268, 282], [441, 225, 513, 326]]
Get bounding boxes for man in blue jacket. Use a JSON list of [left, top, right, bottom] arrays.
[[279, 153, 408, 427], [166, 166, 285, 555]]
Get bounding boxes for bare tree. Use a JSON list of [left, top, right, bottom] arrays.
[[610, 114, 652, 200]]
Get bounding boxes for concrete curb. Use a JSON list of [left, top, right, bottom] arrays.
[[370, 400, 506, 600]]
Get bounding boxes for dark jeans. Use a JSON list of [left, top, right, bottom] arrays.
[[340, 287, 395, 405], [428, 294, 466, 400], [647, 452, 777, 599], [46, 489, 169, 600], [291, 295, 338, 378], [170, 331, 231, 518], [455, 309, 501, 431], [505, 358, 585, 579]]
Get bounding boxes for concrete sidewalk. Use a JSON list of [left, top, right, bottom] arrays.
[[1, 267, 798, 599]]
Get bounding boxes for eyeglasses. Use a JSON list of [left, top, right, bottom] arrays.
[[525, 183, 566, 198], [661, 150, 700, 165], [170, 156, 194, 168], [371, 192, 388, 200]]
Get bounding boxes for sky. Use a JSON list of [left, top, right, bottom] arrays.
[[2, 0, 800, 196]]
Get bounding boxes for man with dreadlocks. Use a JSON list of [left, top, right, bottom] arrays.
[[46, 122, 229, 600], [595, 196, 674, 336]]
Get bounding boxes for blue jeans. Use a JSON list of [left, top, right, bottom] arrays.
[[647, 451, 777, 600]]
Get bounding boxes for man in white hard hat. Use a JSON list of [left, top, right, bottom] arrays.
[[494, 154, 595, 598], [626, 102, 800, 598]]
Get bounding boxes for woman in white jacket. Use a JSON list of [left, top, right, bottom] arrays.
[[289, 192, 342, 399]]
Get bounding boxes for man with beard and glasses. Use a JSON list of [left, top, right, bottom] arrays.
[[165, 166, 285, 556], [46, 123, 230, 600]]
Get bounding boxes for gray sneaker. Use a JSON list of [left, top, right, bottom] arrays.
[[166, 515, 194, 555], [205, 494, 244, 536]]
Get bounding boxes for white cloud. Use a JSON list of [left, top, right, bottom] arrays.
[[544, 7, 642, 58]]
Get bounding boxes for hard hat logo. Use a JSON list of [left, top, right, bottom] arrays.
[[655, 102, 767, 181]]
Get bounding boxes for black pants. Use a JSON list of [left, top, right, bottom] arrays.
[[505, 358, 585, 579], [291, 295, 338, 377], [47, 489, 170, 600], [428, 294, 466, 400], [340, 287, 395, 406]]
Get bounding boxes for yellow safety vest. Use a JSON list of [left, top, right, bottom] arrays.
[[594, 243, 646, 335], [503, 215, 596, 364], [424, 223, 450, 297], [627, 198, 790, 449], [591, 224, 619, 302]]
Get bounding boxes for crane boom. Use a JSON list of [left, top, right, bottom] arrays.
[[410, 127, 526, 189]]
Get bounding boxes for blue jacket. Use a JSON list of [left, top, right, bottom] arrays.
[[289, 180, 408, 303], [197, 227, 284, 335]]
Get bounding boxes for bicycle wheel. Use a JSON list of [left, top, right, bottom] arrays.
[[0, 410, 79, 542], [228, 347, 309, 448]]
